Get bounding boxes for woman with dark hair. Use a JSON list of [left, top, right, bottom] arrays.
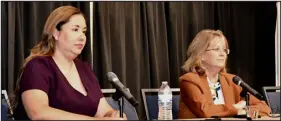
[[13, 6, 126, 120]]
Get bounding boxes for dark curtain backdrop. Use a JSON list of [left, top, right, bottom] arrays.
[[1, 1, 277, 119]]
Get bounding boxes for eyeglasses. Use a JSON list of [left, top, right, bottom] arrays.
[[206, 48, 230, 55]]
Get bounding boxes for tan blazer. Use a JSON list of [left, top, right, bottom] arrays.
[[178, 72, 271, 119]]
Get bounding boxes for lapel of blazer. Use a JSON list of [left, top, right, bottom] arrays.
[[219, 72, 236, 105], [199, 74, 214, 103]]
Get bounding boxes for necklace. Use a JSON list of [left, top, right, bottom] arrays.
[[207, 75, 221, 100]]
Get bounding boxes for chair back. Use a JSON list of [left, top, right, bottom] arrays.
[[1, 103, 8, 120], [141, 88, 180, 120], [101, 89, 139, 120], [2, 90, 14, 120], [262, 86, 280, 114]]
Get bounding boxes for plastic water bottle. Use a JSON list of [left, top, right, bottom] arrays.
[[158, 81, 173, 120]]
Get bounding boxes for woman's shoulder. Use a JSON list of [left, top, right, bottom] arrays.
[[179, 72, 201, 83], [179, 72, 237, 83], [26, 56, 51, 65], [28, 55, 50, 61], [24, 56, 53, 73]]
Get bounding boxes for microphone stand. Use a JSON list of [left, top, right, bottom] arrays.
[[240, 89, 251, 120], [112, 90, 124, 118]]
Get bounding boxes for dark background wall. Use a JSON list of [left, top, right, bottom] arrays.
[[1, 1, 277, 119]]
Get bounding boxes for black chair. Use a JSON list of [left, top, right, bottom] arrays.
[[262, 86, 280, 114], [141, 88, 180, 120], [1, 90, 14, 120], [101, 89, 139, 120], [2, 103, 8, 120]]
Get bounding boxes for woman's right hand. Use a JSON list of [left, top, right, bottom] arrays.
[[233, 100, 246, 110]]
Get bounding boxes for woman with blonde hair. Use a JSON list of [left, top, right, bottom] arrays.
[[13, 6, 126, 120], [178, 29, 270, 119]]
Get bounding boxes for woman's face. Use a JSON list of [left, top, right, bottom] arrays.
[[54, 14, 87, 58], [201, 36, 229, 69]]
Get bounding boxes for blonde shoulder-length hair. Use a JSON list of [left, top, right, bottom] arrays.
[[182, 29, 229, 75]]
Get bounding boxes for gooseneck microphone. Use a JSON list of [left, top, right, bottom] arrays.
[[107, 72, 138, 107], [232, 76, 264, 100]]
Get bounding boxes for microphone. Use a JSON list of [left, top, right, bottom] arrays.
[[107, 72, 138, 107], [232, 76, 264, 100]]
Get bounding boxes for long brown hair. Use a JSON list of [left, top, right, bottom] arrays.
[[182, 29, 229, 75], [10, 6, 84, 112]]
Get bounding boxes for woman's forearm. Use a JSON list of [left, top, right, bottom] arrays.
[[29, 106, 116, 120]]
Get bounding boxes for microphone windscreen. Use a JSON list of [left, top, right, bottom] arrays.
[[107, 72, 117, 81], [232, 76, 242, 84]]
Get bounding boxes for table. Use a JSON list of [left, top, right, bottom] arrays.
[[178, 114, 280, 120]]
